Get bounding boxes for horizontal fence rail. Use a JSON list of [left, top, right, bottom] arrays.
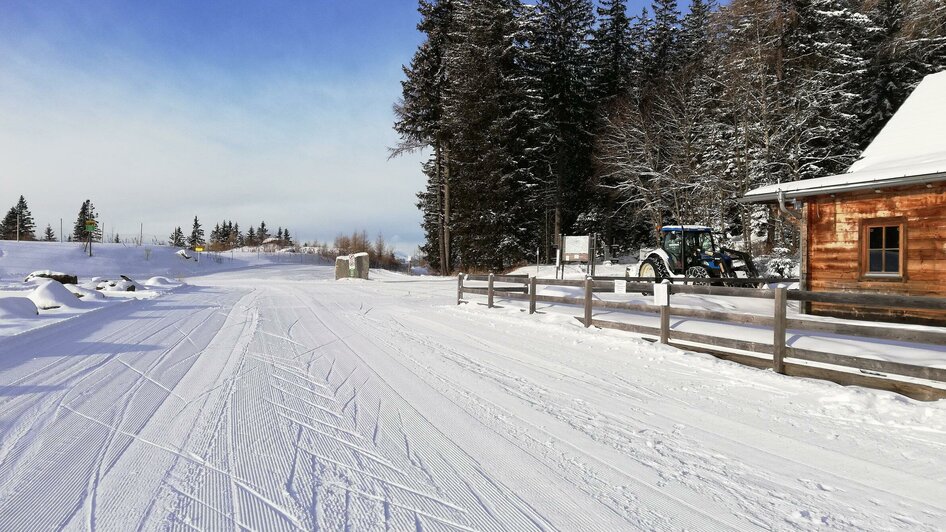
[[457, 272, 946, 401], [595, 275, 799, 286]]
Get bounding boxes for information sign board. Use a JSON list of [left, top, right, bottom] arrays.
[[562, 235, 590, 262]]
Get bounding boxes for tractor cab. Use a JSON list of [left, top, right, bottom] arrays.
[[660, 226, 718, 273]]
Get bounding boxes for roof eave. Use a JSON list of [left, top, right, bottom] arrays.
[[739, 171, 946, 204]]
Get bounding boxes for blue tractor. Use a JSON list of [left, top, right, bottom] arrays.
[[635, 226, 758, 283]]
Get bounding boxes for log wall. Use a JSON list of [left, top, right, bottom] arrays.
[[806, 182, 946, 323]]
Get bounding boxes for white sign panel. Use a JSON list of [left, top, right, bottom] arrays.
[[653, 283, 670, 306], [562, 235, 590, 262], [614, 280, 626, 294]]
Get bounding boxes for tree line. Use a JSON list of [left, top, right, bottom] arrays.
[[0, 196, 102, 243], [0, 196, 298, 252], [169, 218, 294, 251], [393, 0, 946, 273]]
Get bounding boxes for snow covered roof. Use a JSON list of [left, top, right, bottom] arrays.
[[743, 70, 946, 203]]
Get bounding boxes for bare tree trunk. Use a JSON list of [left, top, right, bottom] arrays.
[[435, 142, 447, 276], [443, 143, 452, 275], [554, 155, 563, 250]]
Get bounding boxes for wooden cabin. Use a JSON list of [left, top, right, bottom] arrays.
[[743, 71, 946, 324]]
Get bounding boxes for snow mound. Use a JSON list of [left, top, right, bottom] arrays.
[[65, 284, 106, 300], [97, 279, 136, 292], [144, 276, 183, 287], [24, 270, 77, 284], [119, 275, 145, 291], [29, 280, 81, 309], [0, 297, 39, 318]]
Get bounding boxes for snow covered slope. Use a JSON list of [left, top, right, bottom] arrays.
[[0, 264, 944, 530], [0, 240, 317, 281]]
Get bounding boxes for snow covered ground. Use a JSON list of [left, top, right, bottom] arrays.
[[0, 241, 320, 336], [1, 248, 945, 530]]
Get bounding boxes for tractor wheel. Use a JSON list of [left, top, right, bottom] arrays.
[[685, 266, 711, 285], [638, 257, 670, 295], [640, 257, 671, 282], [638, 259, 658, 281]]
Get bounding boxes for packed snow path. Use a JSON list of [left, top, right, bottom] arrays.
[[1, 265, 944, 531]]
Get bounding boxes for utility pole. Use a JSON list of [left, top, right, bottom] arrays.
[[139, 222, 143, 246], [16, 211, 20, 242]]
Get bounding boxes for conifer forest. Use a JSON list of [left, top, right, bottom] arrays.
[[393, 0, 946, 273]]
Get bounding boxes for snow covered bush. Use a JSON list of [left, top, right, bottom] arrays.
[[755, 247, 799, 278]]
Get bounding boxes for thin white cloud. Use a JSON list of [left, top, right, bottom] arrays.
[[0, 40, 426, 250]]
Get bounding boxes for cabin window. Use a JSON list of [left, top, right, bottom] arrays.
[[863, 222, 903, 276]]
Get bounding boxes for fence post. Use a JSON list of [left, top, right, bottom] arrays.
[[584, 277, 593, 327], [529, 276, 537, 314], [656, 282, 671, 344], [660, 298, 670, 344], [773, 286, 787, 374], [457, 274, 463, 305], [488, 273, 495, 308], [659, 306, 669, 344]]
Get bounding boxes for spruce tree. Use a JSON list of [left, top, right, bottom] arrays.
[[863, 0, 945, 147], [644, 0, 682, 84], [0, 207, 18, 240], [233, 222, 243, 247], [443, 0, 543, 268], [188, 216, 205, 250], [783, 0, 876, 180], [210, 223, 221, 248], [678, 0, 712, 68], [169, 227, 185, 247], [531, 0, 598, 242], [591, 0, 635, 104], [43, 224, 56, 242], [13, 196, 36, 240], [393, 0, 456, 274], [71, 199, 100, 242], [258, 221, 270, 242], [0, 196, 36, 240], [246, 226, 257, 246]]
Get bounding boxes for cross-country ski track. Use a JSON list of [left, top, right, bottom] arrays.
[[1, 264, 944, 531]]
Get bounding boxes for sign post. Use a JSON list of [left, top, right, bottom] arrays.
[[195, 246, 204, 262], [85, 219, 97, 257]]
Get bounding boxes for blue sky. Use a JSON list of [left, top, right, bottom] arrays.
[[0, 0, 655, 250]]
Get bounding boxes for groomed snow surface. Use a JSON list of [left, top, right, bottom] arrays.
[[0, 243, 945, 530]]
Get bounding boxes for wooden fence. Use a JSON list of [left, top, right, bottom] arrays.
[[457, 273, 946, 401]]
